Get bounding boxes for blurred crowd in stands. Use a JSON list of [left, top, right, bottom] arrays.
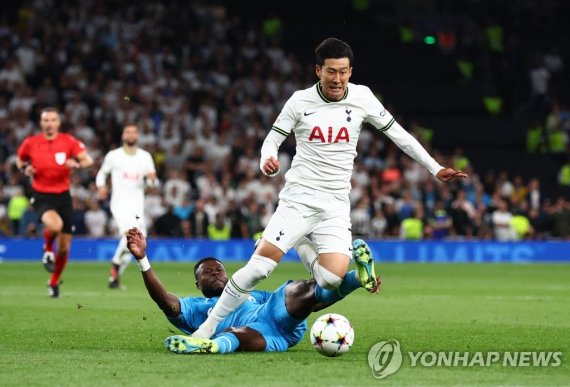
[[0, 0, 569, 241]]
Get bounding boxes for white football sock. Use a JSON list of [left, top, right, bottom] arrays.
[[294, 236, 318, 275], [111, 235, 128, 267], [192, 255, 277, 338], [118, 250, 132, 275]]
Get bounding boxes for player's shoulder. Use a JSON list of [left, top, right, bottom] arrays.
[[348, 83, 375, 98], [285, 88, 307, 104], [17, 134, 32, 152], [282, 83, 322, 113], [104, 147, 122, 158], [136, 147, 153, 157], [348, 83, 383, 109], [60, 132, 85, 145], [19, 133, 35, 145], [288, 83, 320, 101], [58, 132, 78, 141], [24, 132, 44, 143]]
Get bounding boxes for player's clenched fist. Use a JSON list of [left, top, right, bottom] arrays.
[[262, 156, 280, 177]]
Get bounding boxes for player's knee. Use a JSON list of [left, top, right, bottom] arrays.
[[232, 255, 278, 291], [314, 265, 343, 290], [223, 327, 265, 352], [316, 275, 342, 290], [245, 255, 277, 281], [46, 221, 63, 234], [42, 213, 63, 233]]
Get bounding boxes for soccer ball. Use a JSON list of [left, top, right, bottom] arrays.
[[310, 313, 354, 357]]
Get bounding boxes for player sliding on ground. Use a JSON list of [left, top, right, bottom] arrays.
[[126, 227, 380, 353]]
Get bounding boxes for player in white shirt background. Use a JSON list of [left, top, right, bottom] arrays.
[[193, 37, 468, 339], [96, 124, 158, 288]]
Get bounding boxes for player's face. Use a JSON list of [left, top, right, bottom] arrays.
[[40, 111, 61, 138], [316, 58, 352, 101], [195, 260, 228, 298], [122, 125, 138, 146]]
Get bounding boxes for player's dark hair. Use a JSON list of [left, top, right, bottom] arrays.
[[40, 106, 59, 114], [315, 38, 354, 66], [39, 106, 63, 123], [123, 123, 138, 131], [193, 257, 223, 279]]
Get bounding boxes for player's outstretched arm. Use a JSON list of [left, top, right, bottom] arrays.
[[380, 121, 468, 182], [126, 228, 181, 318]]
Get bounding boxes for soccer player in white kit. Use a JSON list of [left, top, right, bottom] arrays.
[[192, 37, 468, 338], [95, 124, 158, 288]]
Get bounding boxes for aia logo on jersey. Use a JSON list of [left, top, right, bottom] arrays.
[[309, 126, 350, 143], [122, 171, 141, 181]]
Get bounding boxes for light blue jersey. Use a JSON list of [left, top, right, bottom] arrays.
[[167, 281, 307, 352]]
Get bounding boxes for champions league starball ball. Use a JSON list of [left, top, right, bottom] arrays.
[[310, 313, 354, 357]]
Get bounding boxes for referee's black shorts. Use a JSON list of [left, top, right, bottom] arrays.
[[31, 190, 74, 234]]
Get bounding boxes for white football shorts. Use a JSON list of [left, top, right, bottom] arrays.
[[262, 183, 352, 257], [111, 208, 147, 236]]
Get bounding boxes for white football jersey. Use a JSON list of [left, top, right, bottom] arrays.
[[95, 147, 156, 215], [263, 82, 443, 192]]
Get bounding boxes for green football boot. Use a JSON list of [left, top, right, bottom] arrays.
[[164, 335, 219, 354], [352, 239, 380, 293]]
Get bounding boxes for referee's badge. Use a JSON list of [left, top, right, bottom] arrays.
[[55, 152, 66, 165]]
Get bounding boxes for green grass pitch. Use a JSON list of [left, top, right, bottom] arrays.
[[1, 262, 569, 386]]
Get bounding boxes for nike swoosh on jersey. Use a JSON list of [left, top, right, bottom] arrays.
[[303, 111, 317, 116]]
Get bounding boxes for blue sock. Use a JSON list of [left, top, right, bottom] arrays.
[[315, 270, 361, 303], [213, 332, 240, 354]]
